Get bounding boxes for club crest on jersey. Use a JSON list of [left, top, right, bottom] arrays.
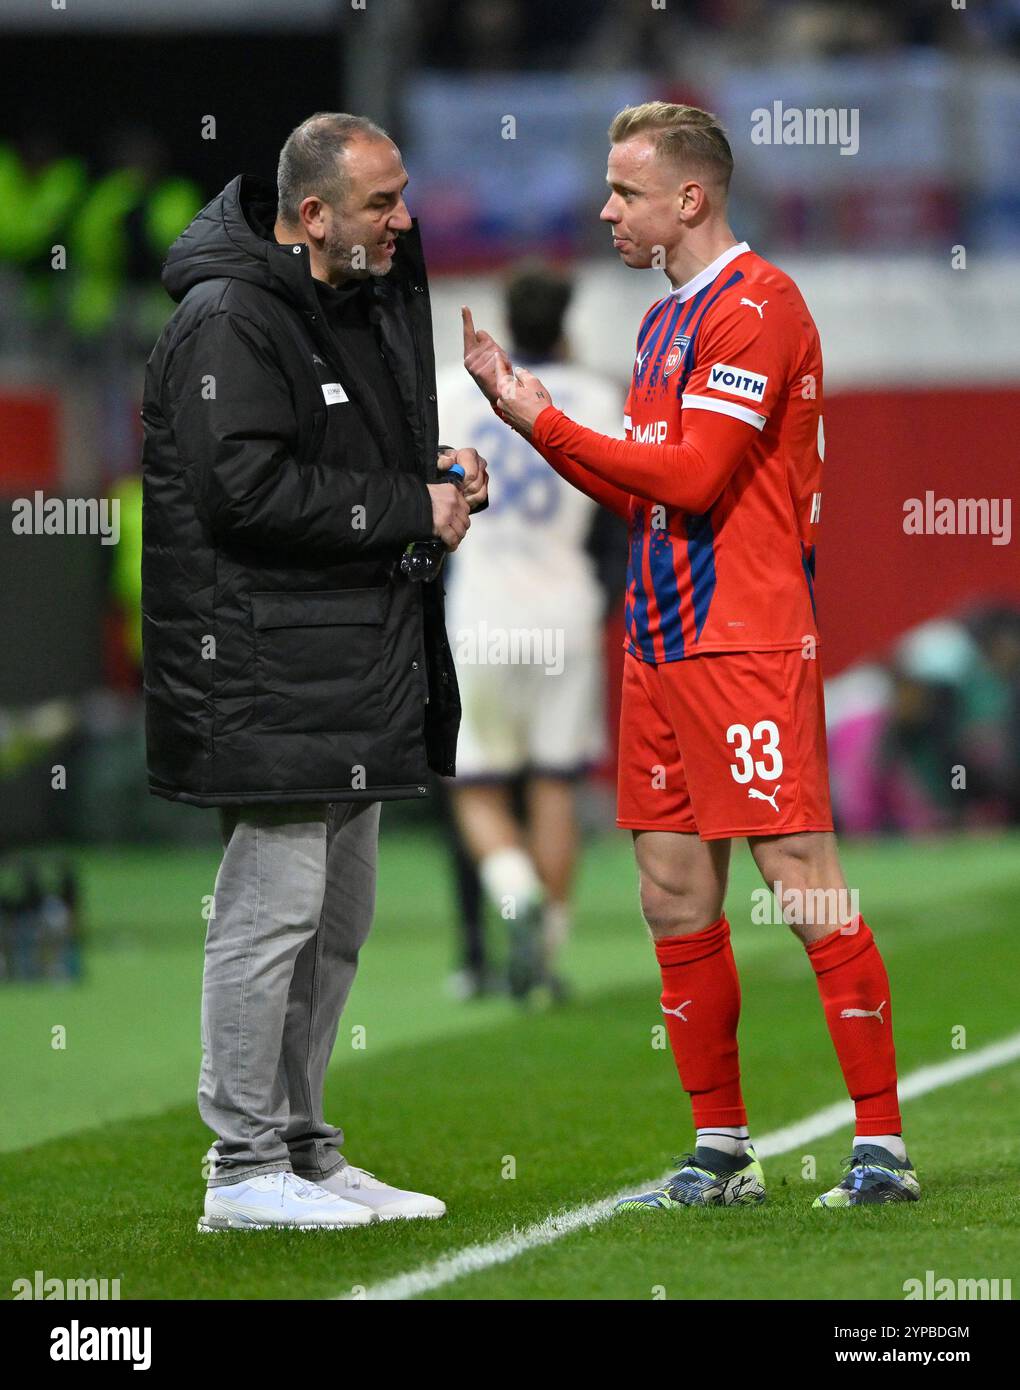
[[663, 333, 692, 379]]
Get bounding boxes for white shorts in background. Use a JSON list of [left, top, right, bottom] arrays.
[[452, 645, 606, 781]]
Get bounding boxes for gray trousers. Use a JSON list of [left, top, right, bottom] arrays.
[[200, 800, 380, 1188]]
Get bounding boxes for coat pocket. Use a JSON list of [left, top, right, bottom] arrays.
[[252, 588, 388, 734]]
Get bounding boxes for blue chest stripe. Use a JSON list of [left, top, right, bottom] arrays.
[[636, 299, 672, 354], [686, 511, 718, 640], [637, 300, 681, 390], [645, 299, 686, 392], [676, 270, 746, 397], [625, 507, 657, 662], [647, 516, 685, 659], [801, 541, 817, 618]]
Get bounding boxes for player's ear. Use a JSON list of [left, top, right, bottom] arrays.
[[677, 180, 705, 221]]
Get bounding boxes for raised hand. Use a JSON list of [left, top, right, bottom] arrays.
[[462, 305, 510, 405]]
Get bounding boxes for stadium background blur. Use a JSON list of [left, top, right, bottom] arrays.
[[4, 0, 1019, 855], [1, 1, 1018, 1301]]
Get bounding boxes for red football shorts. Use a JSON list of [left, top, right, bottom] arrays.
[[617, 648, 835, 840]]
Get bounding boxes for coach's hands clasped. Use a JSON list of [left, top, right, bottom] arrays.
[[429, 444, 489, 551], [438, 444, 488, 512], [427, 476, 469, 551]]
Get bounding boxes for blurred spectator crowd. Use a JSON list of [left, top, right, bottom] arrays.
[[415, 0, 1020, 71], [828, 604, 1020, 834]]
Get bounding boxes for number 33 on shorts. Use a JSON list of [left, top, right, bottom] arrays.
[[726, 720, 783, 784], [697, 651, 835, 834], [615, 648, 834, 839]]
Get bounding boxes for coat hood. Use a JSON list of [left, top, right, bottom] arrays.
[[162, 175, 281, 303]]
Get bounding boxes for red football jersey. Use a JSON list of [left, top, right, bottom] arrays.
[[618, 242, 824, 662]]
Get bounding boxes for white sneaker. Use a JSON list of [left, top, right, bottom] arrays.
[[307, 1164, 447, 1221], [198, 1171, 375, 1231]]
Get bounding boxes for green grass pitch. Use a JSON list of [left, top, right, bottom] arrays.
[[2, 827, 1018, 1300]]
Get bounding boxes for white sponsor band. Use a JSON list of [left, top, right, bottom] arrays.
[[708, 362, 768, 402], [682, 394, 766, 430]]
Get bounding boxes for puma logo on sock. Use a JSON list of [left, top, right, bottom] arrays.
[[840, 1000, 886, 1023]]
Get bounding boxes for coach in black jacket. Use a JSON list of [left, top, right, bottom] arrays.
[[143, 156, 479, 804], [141, 114, 489, 1230]]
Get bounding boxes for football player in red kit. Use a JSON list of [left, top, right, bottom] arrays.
[[462, 101, 919, 1210]]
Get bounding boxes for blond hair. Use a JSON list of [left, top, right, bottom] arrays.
[[608, 102, 733, 191]]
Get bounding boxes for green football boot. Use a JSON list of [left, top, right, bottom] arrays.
[[813, 1144, 921, 1208], [615, 1144, 767, 1211]]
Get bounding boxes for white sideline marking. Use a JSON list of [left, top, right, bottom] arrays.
[[345, 1030, 1020, 1301]]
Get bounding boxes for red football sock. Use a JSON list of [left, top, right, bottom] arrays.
[[805, 918, 902, 1134], [654, 916, 746, 1129]]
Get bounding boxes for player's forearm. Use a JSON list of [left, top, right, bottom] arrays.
[[532, 437, 632, 521], [490, 400, 631, 520], [532, 405, 751, 516]]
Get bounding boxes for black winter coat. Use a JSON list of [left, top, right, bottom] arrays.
[[140, 174, 461, 806]]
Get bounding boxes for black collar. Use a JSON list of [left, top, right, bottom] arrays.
[[314, 275, 371, 305]]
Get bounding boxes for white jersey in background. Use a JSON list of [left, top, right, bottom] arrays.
[[438, 360, 624, 639], [437, 359, 624, 778]]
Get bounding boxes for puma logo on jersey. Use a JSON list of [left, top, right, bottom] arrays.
[[661, 999, 692, 1022], [740, 297, 768, 318], [747, 785, 780, 813], [635, 349, 650, 373], [841, 1000, 886, 1024]]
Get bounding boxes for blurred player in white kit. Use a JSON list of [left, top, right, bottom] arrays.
[[437, 264, 624, 1000]]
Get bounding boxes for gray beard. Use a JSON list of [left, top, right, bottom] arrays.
[[325, 231, 388, 280]]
